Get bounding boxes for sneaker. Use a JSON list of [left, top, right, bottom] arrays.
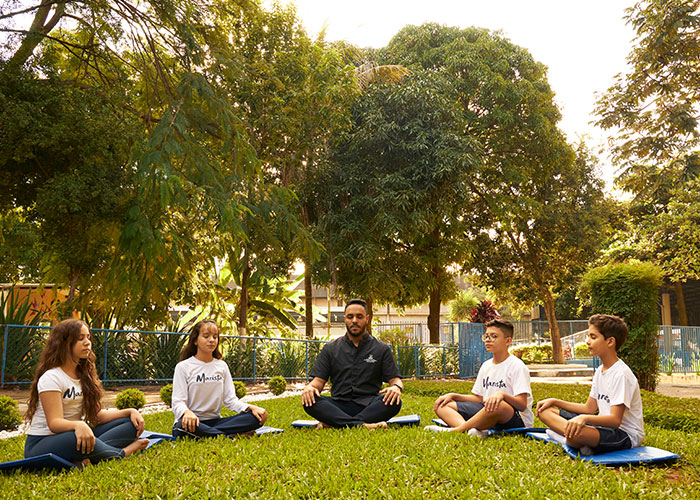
[[546, 429, 567, 445], [467, 428, 489, 438], [579, 446, 594, 456], [424, 425, 450, 433]]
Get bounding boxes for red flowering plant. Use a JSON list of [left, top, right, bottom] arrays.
[[468, 300, 500, 323]]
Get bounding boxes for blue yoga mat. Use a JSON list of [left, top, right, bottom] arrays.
[[526, 431, 680, 466], [431, 419, 544, 435], [292, 414, 421, 428], [0, 453, 75, 473], [255, 426, 284, 435]]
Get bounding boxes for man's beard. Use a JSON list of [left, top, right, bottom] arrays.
[[347, 325, 364, 337]]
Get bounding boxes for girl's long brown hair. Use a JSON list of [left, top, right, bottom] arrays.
[[179, 320, 222, 360], [25, 319, 103, 426]]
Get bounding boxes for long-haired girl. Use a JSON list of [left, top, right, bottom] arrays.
[[172, 319, 267, 438], [25, 319, 149, 464]]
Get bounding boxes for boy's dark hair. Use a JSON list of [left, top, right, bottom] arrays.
[[345, 299, 368, 313], [484, 319, 514, 338], [588, 314, 628, 351]]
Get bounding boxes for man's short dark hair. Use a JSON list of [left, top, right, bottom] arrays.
[[345, 299, 368, 313], [484, 319, 514, 338], [589, 314, 628, 351]]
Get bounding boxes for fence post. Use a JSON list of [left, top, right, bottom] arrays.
[[252, 337, 257, 382], [414, 346, 419, 378], [103, 330, 109, 381], [1, 325, 8, 387], [442, 346, 446, 377], [305, 340, 309, 380]]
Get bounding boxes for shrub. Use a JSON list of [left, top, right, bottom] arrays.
[[115, 388, 146, 410], [160, 384, 173, 406], [574, 343, 590, 358], [0, 395, 22, 431], [234, 380, 247, 399], [469, 300, 499, 323], [268, 376, 287, 395], [581, 261, 662, 390], [510, 344, 553, 364]]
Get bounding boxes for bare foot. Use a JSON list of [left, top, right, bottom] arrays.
[[363, 422, 388, 430], [315, 422, 332, 430], [123, 438, 149, 457]]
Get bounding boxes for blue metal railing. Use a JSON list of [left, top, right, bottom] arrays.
[[0, 324, 458, 385]]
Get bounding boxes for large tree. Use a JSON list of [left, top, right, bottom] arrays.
[[595, 0, 700, 323], [317, 71, 480, 343]]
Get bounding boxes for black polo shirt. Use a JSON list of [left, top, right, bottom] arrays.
[[310, 332, 401, 405]]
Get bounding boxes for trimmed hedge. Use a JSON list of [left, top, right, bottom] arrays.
[[115, 388, 146, 410], [0, 396, 22, 431], [234, 381, 247, 399], [160, 384, 173, 406], [581, 261, 662, 390]]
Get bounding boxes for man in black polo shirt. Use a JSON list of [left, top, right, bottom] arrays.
[[301, 299, 403, 429]]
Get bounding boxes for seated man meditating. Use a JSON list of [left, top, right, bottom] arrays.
[[301, 299, 403, 429]]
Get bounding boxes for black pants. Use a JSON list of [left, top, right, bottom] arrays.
[[303, 395, 401, 428], [173, 411, 261, 439]]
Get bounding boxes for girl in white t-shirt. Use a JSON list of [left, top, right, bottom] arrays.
[[172, 320, 267, 438], [24, 319, 149, 465]]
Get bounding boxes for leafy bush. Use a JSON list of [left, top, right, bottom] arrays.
[[510, 344, 553, 364], [160, 384, 173, 406], [268, 376, 286, 395], [234, 381, 247, 399], [448, 290, 479, 322], [0, 288, 47, 383], [574, 343, 590, 358], [115, 388, 146, 410], [581, 261, 662, 390], [0, 395, 22, 431]]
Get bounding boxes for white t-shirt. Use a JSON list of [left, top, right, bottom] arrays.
[[590, 359, 645, 447], [171, 357, 248, 421], [473, 354, 534, 427], [28, 367, 84, 436]]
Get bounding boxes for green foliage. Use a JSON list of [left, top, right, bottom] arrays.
[[510, 344, 554, 364], [115, 389, 146, 410], [0, 288, 47, 382], [581, 261, 663, 390], [234, 381, 247, 399], [375, 327, 415, 346], [160, 384, 173, 407], [574, 344, 590, 358], [448, 290, 479, 322], [0, 395, 22, 431], [268, 376, 286, 396]]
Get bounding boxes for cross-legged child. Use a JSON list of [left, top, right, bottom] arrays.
[[25, 319, 149, 465], [429, 319, 533, 436], [172, 320, 268, 439], [536, 314, 644, 454]]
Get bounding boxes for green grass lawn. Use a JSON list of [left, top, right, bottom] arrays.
[[0, 381, 698, 499]]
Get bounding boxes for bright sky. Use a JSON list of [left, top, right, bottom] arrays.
[[277, 0, 637, 191]]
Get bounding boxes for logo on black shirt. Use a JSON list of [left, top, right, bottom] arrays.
[[195, 373, 223, 383], [364, 354, 377, 363]]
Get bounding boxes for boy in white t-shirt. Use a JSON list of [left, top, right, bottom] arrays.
[[428, 319, 534, 436], [536, 314, 645, 454]]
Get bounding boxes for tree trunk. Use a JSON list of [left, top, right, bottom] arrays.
[[366, 296, 373, 333], [542, 289, 565, 364], [304, 258, 314, 339], [428, 285, 441, 344], [238, 255, 251, 337], [674, 281, 688, 326], [4, 0, 65, 75]]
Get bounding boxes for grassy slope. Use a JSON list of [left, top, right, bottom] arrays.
[[0, 382, 697, 499]]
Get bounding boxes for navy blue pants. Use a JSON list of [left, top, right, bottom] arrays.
[[303, 395, 401, 428], [173, 411, 261, 439], [25, 417, 138, 464]]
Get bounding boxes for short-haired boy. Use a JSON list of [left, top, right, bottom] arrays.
[[536, 314, 644, 454], [429, 319, 534, 436]]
